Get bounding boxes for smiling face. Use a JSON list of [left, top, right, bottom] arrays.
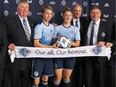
[[90, 7, 101, 22], [63, 11, 73, 24], [17, 2, 29, 18], [42, 9, 53, 23], [73, 5, 82, 19]]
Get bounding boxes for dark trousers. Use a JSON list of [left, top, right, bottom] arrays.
[[106, 66, 116, 87], [0, 66, 4, 87], [71, 58, 86, 87], [4, 68, 31, 87], [85, 57, 107, 87]]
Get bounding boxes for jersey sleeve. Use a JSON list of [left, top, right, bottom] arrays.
[[74, 27, 81, 41], [34, 24, 43, 40]]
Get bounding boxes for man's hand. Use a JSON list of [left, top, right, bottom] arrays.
[[8, 43, 15, 51]]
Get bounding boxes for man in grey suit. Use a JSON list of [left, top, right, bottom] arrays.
[[81, 6, 111, 87], [0, 23, 7, 87], [4, 1, 36, 87]]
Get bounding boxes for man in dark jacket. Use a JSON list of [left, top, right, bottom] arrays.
[[4, 1, 36, 87], [0, 23, 7, 87]]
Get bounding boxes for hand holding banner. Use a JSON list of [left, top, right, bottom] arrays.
[[9, 45, 111, 63]]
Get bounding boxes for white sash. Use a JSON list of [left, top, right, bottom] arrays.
[[9, 45, 111, 63]]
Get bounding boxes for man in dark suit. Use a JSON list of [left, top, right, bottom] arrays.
[[0, 23, 7, 87], [71, 3, 88, 87], [4, 1, 36, 87], [81, 6, 111, 87], [106, 22, 116, 87]]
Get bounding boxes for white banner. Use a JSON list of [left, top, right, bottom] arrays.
[[9, 45, 111, 63]]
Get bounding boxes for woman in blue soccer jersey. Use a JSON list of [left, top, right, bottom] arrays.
[[32, 5, 56, 87], [53, 7, 80, 87]]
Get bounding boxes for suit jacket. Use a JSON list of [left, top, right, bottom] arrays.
[[4, 15, 36, 70], [71, 17, 88, 46], [0, 24, 7, 67], [108, 22, 116, 67], [81, 19, 111, 62], [71, 17, 87, 35]]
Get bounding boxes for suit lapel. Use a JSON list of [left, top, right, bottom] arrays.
[[15, 15, 29, 42], [15, 16, 25, 33], [97, 20, 103, 42]]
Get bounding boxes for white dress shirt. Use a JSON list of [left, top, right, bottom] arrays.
[[18, 15, 31, 34], [87, 19, 100, 45], [73, 18, 80, 30]]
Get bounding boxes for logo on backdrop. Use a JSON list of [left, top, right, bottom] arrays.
[[39, 0, 44, 5], [82, 13, 88, 17], [27, 0, 32, 3], [103, 14, 109, 18], [61, 0, 66, 6], [4, 0, 9, 3], [28, 11, 32, 16], [104, 3, 110, 7], [4, 10, 9, 16], [91, 2, 99, 6], [83, 1, 88, 7], [16, 0, 20, 4], [114, 15, 116, 18], [50, 1, 56, 5], [72, 1, 77, 6]]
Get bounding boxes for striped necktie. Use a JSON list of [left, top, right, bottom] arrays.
[[23, 19, 31, 42]]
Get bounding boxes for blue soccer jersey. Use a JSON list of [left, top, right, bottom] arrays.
[[53, 25, 80, 42], [34, 22, 54, 45]]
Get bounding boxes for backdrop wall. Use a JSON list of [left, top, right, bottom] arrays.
[[0, 0, 115, 24]]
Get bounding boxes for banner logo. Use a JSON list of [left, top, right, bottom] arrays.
[[91, 46, 102, 55], [18, 48, 31, 57]]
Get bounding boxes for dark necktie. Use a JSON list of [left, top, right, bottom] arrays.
[[23, 19, 31, 42], [90, 22, 95, 45], [75, 20, 78, 27]]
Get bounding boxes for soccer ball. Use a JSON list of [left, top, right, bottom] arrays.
[[56, 36, 71, 48]]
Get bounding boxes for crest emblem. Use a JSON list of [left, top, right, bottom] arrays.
[[54, 63, 58, 69], [18, 48, 31, 57], [101, 32, 105, 37], [91, 46, 102, 55], [34, 71, 39, 76]]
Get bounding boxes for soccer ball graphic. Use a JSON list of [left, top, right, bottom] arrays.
[[56, 36, 71, 48]]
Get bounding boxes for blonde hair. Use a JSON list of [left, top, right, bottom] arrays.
[[41, 5, 54, 13]]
